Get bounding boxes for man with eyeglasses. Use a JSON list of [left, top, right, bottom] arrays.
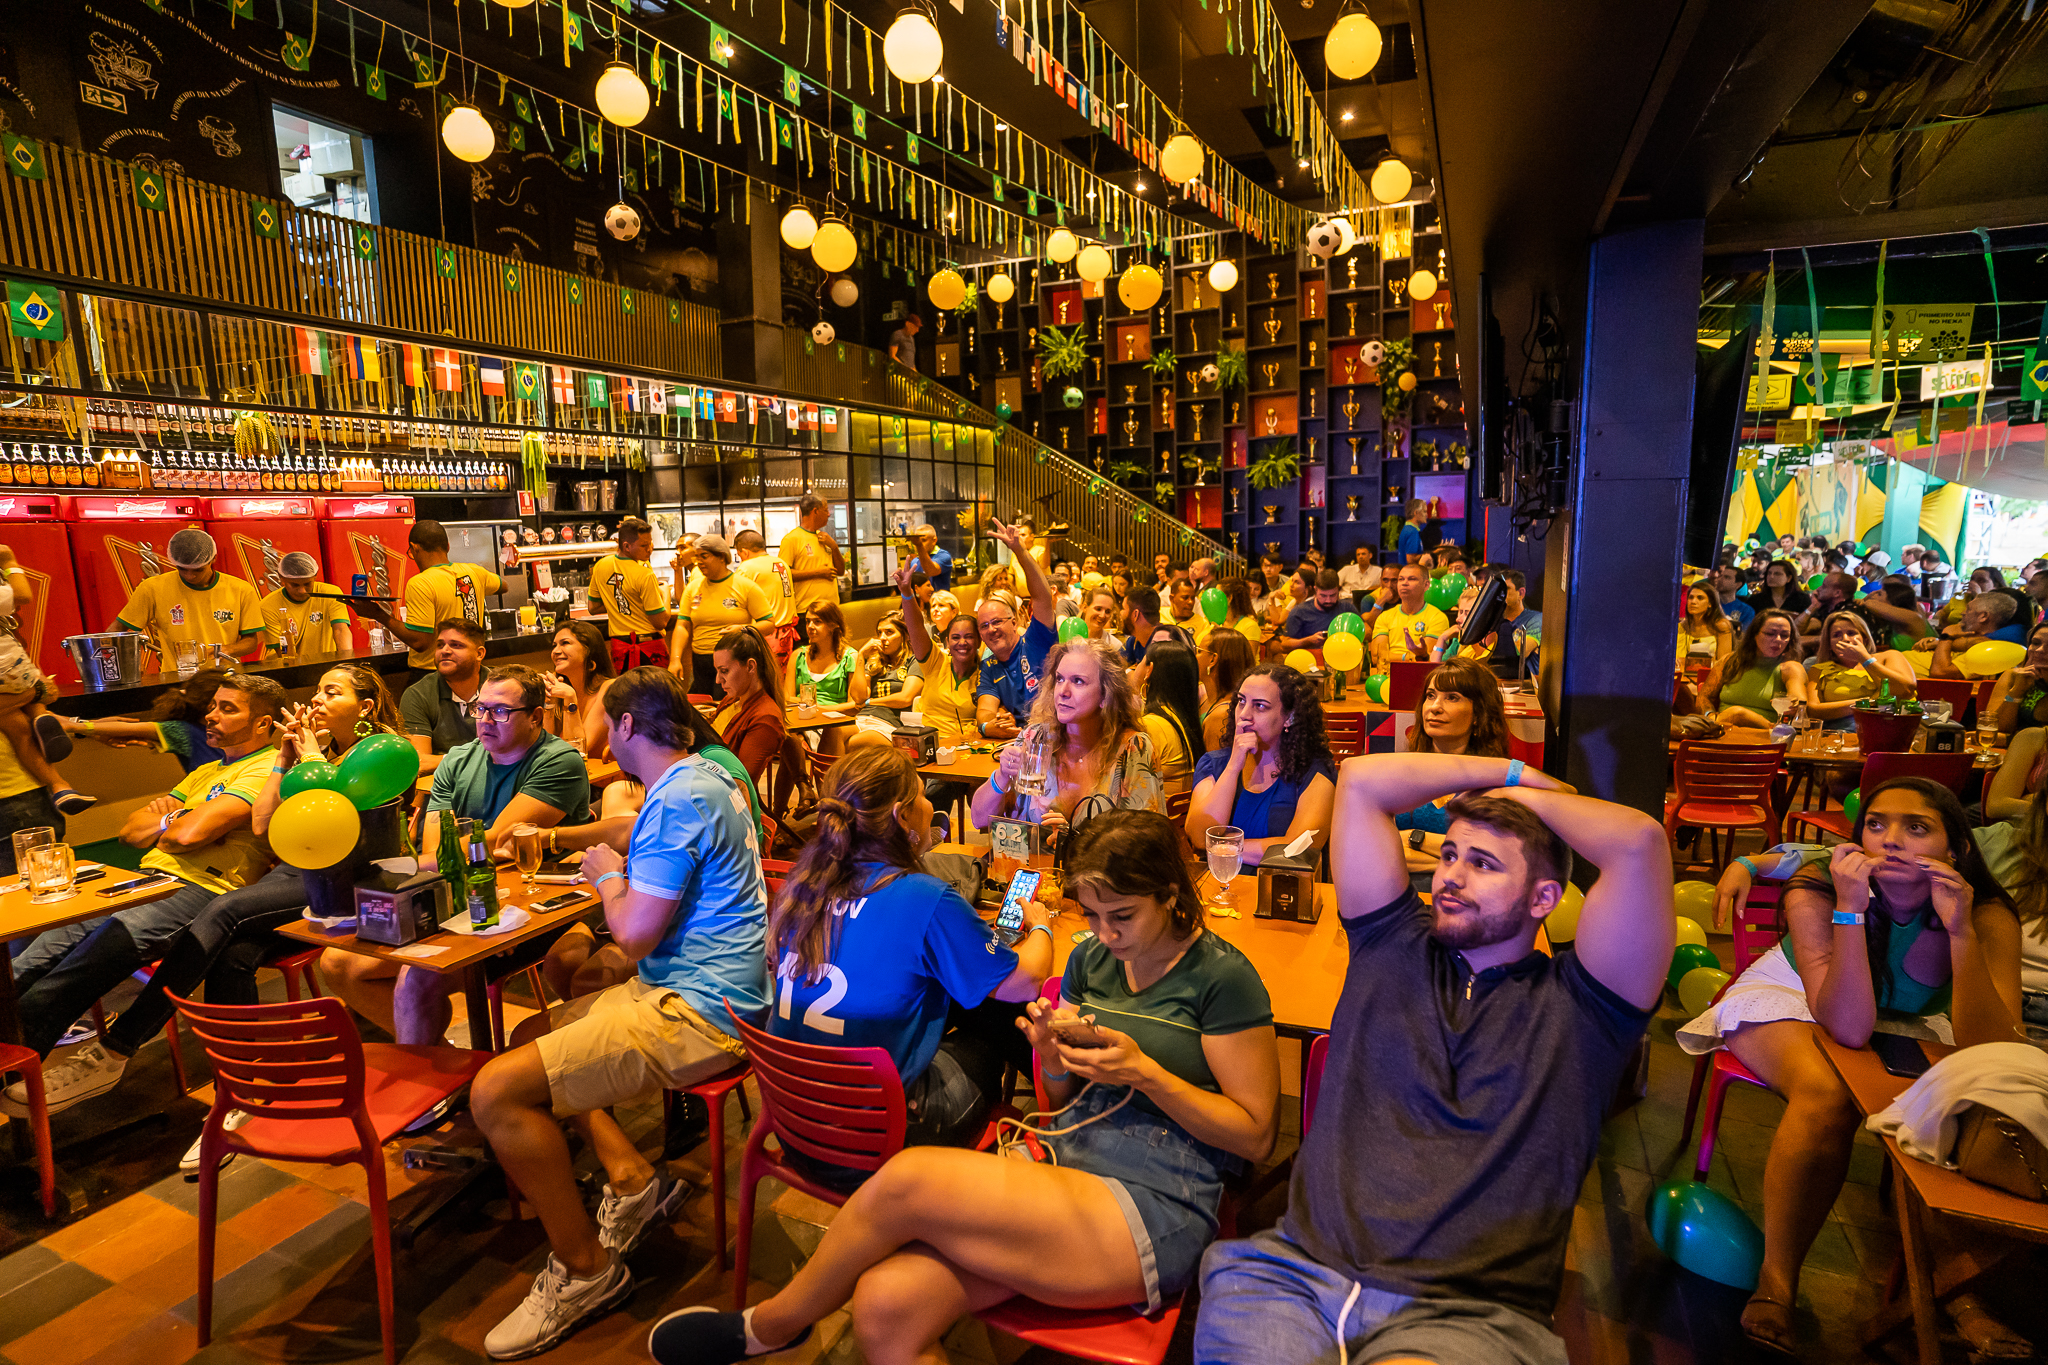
[[321, 664, 592, 1049], [971, 520, 1059, 742]]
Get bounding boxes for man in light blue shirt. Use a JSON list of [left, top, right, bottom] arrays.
[[474, 668, 767, 1360]]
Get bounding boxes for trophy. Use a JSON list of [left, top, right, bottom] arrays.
[[1432, 342, 1444, 378], [1263, 406, 1280, 435], [1123, 334, 1137, 361], [1264, 543, 1281, 561], [1162, 445, 1174, 470], [1346, 256, 1359, 288], [1307, 391, 1317, 417], [1261, 362, 1280, 389], [1030, 267, 1040, 303], [1231, 486, 1241, 512], [1347, 436, 1362, 474], [1435, 300, 1449, 328], [1124, 384, 1138, 404], [1095, 357, 1105, 383], [1229, 531, 1240, 552], [1231, 401, 1242, 424], [1098, 317, 1106, 344], [1346, 495, 1360, 521], [1059, 427, 1070, 450], [1263, 313, 1283, 346], [1267, 272, 1281, 299], [1307, 338, 1319, 366], [997, 347, 1009, 369], [1263, 505, 1280, 525], [1229, 310, 1239, 331], [1057, 296, 1074, 324], [1344, 355, 1359, 384], [1190, 405, 1204, 440], [1160, 391, 1172, 428], [1188, 277, 1204, 309], [1185, 368, 1199, 391], [1307, 437, 1318, 462], [1342, 395, 1361, 428], [1122, 414, 1140, 446], [994, 299, 1006, 328], [1346, 301, 1359, 335], [1157, 306, 1169, 332], [1389, 277, 1407, 306]]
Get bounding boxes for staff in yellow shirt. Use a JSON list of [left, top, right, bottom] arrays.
[[351, 520, 504, 675], [258, 551, 354, 656], [671, 535, 773, 697], [587, 516, 673, 673], [779, 492, 845, 625], [112, 528, 265, 663], [733, 527, 797, 667]]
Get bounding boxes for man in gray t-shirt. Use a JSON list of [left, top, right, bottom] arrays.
[[889, 313, 923, 371]]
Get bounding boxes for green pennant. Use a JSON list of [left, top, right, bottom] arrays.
[[132, 165, 166, 212], [362, 65, 387, 100], [992, 176, 1002, 200], [563, 11, 585, 51], [586, 123, 602, 154], [667, 299, 680, 323], [563, 144, 584, 172], [718, 86, 733, 122], [620, 289, 634, 315], [281, 32, 313, 72], [805, 335, 814, 355], [2025, 346, 2048, 402], [352, 225, 376, 261], [250, 201, 282, 239], [514, 362, 541, 401], [783, 64, 802, 103], [851, 105, 867, 139], [1026, 192, 1038, 215], [508, 125, 526, 152], [408, 45, 434, 84], [622, 166, 638, 191], [585, 373, 608, 407], [435, 245, 457, 278], [567, 279, 584, 306], [709, 24, 732, 67], [231, 0, 254, 17], [906, 133, 919, 164], [512, 91, 534, 124], [502, 261, 521, 292], [3, 134, 45, 181], [6, 281, 64, 342], [776, 114, 794, 150]]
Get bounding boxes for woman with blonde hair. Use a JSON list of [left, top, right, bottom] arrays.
[[968, 635, 1163, 839], [1806, 610, 1917, 729], [979, 562, 1019, 602]]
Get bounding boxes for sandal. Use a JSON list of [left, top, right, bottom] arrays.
[[1949, 1292, 2033, 1362], [1741, 1295, 1799, 1360]]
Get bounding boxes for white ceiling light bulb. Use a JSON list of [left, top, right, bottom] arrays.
[[441, 105, 495, 163], [1324, 9, 1383, 81], [883, 8, 945, 84], [595, 61, 650, 127], [985, 272, 1015, 303], [1076, 243, 1113, 283], [1332, 217, 1357, 254], [1207, 259, 1239, 293], [829, 276, 860, 307], [1045, 227, 1079, 264], [1160, 133, 1204, 185], [1370, 157, 1413, 203], [780, 205, 819, 250]]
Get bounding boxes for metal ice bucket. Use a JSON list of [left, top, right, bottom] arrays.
[[62, 632, 150, 691]]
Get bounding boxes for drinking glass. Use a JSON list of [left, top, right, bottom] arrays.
[[1978, 715, 2001, 753], [1770, 697, 1795, 724], [25, 842, 75, 903], [798, 679, 818, 713], [1013, 728, 1051, 797], [11, 825, 53, 884], [174, 640, 200, 678], [1206, 827, 1245, 907], [512, 823, 543, 895], [518, 605, 538, 632], [1924, 700, 1953, 726]]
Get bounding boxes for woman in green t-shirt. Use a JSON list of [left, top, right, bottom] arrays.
[[1700, 610, 1808, 729]]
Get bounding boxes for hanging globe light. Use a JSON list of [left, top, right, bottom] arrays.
[[1407, 269, 1438, 301], [1076, 243, 1113, 283], [1117, 264, 1163, 311], [829, 276, 860, 307], [595, 61, 651, 127], [491, 0, 537, 7], [1159, 133, 1204, 186], [780, 204, 819, 250], [1370, 157, 1413, 204], [1331, 217, 1358, 255], [928, 268, 967, 310], [1324, 8, 1383, 81], [985, 271, 1015, 303], [883, 7, 945, 84], [1207, 259, 1239, 293], [1045, 227, 1079, 264], [811, 217, 858, 272], [441, 104, 495, 163]]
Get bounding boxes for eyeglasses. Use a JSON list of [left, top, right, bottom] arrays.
[[462, 702, 541, 723]]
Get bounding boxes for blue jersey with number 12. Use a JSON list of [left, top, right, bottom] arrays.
[[770, 868, 1019, 1086]]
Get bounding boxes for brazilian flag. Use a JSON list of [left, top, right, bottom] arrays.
[[132, 165, 167, 212], [906, 134, 919, 164], [250, 201, 282, 240], [783, 64, 801, 103], [623, 166, 638, 191], [231, 0, 254, 17], [563, 145, 584, 172], [776, 114, 794, 151], [620, 289, 634, 315], [409, 45, 435, 84], [282, 33, 313, 73], [514, 363, 541, 401], [352, 225, 376, 261], [6, 281, 64, 342], [709, 24, 732, 66], [564, 11, 585, 51], [512, 91, 534, 124], [3, 133, 45, 180], [667, 299, 680, 323], [567, 279, 584, 306], [435, 246, 457, 279], [363, 65, 387, 100], [502, 261, 520, 293], [851, 105, 866, 139], [508, 125, 526, 153]]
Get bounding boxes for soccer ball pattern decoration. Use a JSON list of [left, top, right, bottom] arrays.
[[1359, 340, 1386, 367], [812, 321, 836, 345], [604, 202, 641, 241], [1062, 386, 1084, 409], [1304, 219, 1343, 262], [1199, 362, 1220, 384]]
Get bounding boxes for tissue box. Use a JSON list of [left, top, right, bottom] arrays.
[[1925, 720, 1965, 753], [1255, 852, 1319, 923], [355, 867, 451, 945], [892, 724, 938, 765]]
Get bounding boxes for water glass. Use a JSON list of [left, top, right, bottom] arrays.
[[174, 640, 200, 678], [512, 823, 543, 895], [1206, 827, 1245, 907], [1978, 716, 2000, 752], [1014, 728, 1051, 797], [1924, 700, 1953, 726], [11, 824, 53, 880], [25, 842, 74, 903]]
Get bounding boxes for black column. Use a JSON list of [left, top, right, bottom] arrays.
[[1551, 220, 1704, 815], [716, 193, 785, 387]]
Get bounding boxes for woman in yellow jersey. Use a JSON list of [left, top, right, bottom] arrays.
[[1220, 577, 1265, 649], [1807, 610, 1919, 729], [1135, 641, 1204, 795], [894, 563, 979, 745]]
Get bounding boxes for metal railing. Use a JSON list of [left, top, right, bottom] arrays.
[[0, 143, 720, 378]]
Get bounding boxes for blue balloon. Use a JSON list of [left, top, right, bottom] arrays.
[[1646, 1181, 1763, 1291]]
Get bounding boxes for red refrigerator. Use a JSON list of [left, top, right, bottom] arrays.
[[317, 495, 415, 602], [0, 493, 87, 683], [203, 495, 322, 595], [60, 494, 206, 647]]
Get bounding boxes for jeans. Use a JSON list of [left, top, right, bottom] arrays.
[[105, 864, 311, 1056], [0, 787, 63, 876], [12, 879, 217, 1056], [1196, 1228, 1567, 1365]]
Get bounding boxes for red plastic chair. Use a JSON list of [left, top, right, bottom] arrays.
[[661, 1063, 754, 1268], [1664, 739, 1787, 872], [275, 948, 323, 1001], [0, 1043, 56, 1217], [1386, 659, 1436, 713], [1674, 880, 1783, 1180], [1325, 712, 1366, 759], [168, 991, 490, 1365], [1910, 676, 1980, 726], [1789, 750, 1974, 842]]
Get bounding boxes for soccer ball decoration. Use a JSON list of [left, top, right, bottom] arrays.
[[1304, 219, 1343, 262], [1199, 362, 1220, 384], [812, 321, 836, 345], [604, 202, 641, 241], [1062, 386, 1084, 409], [995, 401, 1015, 422], [1359, 340, 1386, 367]]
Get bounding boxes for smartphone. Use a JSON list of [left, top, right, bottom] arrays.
[[98, 874, 180, 897], [1870, 1031, 1932, 1079], [531, 889, 590, 913], [1050, 1016, 1112, 1049], [73, 868, 107, 885], [534, 858, 583, 885], [995, 869, 1041, 945]]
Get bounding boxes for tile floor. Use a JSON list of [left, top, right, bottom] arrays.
[[0, 966, 2041, 1364]]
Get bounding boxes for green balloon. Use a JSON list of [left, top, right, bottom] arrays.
[[1426, 582, 1459, 612], [1057, 617, 1090, 643], [280, 760, 340, 801], [1328, 612, 1366, 639], [1807, 573, 1825, 591], [1646, 1181, 1763, 1291], [335, 733, 423, 811], [1668, 941, 1721, 991], [1843, 787, 1861, 824], [1364, 673, 1387, 702], [995, 401, 1014, 422], [1199, 586, 1228, 624], [1439, 572, 1468, 601]]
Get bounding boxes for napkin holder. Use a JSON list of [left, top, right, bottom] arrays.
[[1925, 720, 1965, 754], [355, 866, 451, 946], [892, 724, 939, 765], [1255, 851, 1319, 922]]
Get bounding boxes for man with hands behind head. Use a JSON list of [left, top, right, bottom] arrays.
[[1197, 752, 1673, 1365]]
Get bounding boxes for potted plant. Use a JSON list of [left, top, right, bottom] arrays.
[[1248, 437, 1301, 490], [1378, 337, 1416, 424], [1105, 457, 1148, 486], [1153, 480, 1177, 507], [1145, 348, 1177, 378], [1038, 325, 1088, 381], [1216, 344, 1249, 391]]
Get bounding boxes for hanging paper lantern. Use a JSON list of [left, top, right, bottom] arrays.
[[883, 8, 945, 84], [928, 268, 967, 310], [1207, 259, 1239, 293], [1370, 157, 1414, 204], [1062, 386, 1084, 408], [595, 61, 651, 127], [1076, 243, 1113, 283], [780, 205, 819, 250], [1046, 227, 1079, 264], [441, 105, 495, 163], [1324, 10, 1384, 81], [1117, 264, 1163, 310], [811, 218, 858, 272], [985, 272, 1015, 303], [1159, 134, 1204, 185], [1408, 269, 1439, 301]]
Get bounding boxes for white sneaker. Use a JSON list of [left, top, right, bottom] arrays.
[[180, 1108, 253, 1177], [0, 1042, 124, 1117], [596, 1174, 687, 1257], [484, 1253, 634, 1360]]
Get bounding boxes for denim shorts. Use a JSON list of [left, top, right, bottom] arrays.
[[2023, 991, 2048, 1042], [1050, 1084, 1236, 1313]]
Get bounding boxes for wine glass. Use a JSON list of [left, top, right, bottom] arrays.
[[511, 823, 543, 896], [1206, 827, 1245, 907], [1770, 697, 1795, 725]]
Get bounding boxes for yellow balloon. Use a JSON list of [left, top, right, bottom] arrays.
[[1284, 649, 1318, 673], [1323, 632, 1365, 673], [1545, 883, 1585, 942], [269, 789, 361, 871], [1678, 965, 1733, 1018], [1962, 640, 2027, 677], [1674, 915, 1707, 948], [1674, 880, 1717, 924]]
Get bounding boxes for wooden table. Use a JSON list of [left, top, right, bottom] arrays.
[[415, 754, 624, 795], [918, 751, 1001, 786], [275, 866, 598, 1052], [1816, 1032, 2048, 1365], [786, 707, 855, 733], [0, 868, 185, 1049]]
